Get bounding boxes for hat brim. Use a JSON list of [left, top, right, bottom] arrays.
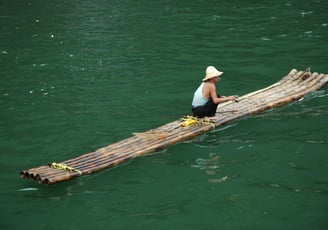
[[202, 71, 224, 81]]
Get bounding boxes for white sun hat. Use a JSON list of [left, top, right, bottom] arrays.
[[202, 66, 224, 81]]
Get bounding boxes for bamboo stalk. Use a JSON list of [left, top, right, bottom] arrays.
[[43, 142, 149, 184], [73, 123, 210, 171], [217, 69, 299, 109], [214, 73, 326, 127], [242, 74, 325, 118], [39, 129, 176, 183], [58, 136, 142, 169], [44, 122, 214, 184], [61, 136, 139, 165], [45, 124, 213, 184]]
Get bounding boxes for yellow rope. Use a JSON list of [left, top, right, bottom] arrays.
[[51, 162, 82, 175], [181, 116, 215, 128]]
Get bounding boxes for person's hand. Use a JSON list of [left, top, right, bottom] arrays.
[[228, 95, 238, 101]]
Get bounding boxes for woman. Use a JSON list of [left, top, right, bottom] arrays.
[[192, 66, 237, 118]]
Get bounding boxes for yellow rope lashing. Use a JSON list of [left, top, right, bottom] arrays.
[[181, 116, 215, 128], [51, 163, 82, 175]]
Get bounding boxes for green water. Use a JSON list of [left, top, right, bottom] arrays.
[[1, 0, 327, 229]]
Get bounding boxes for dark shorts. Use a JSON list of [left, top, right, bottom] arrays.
[[192, 100, 218, 118], [192, 94, 220, 118]]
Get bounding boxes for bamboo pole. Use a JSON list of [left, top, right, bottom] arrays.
[[214, 73, 327, 127], [41, 125, 178, 183], [217, 69, 299, 109], [213, 72, 326, 127], [43, 122, 215, 184]]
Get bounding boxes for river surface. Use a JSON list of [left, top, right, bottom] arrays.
[[1, 0, 327, 229]]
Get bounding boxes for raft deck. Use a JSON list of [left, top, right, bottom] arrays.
[[20, 68, 328, 184]]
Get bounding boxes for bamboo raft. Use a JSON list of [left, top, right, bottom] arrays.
[[20, 68, 328, 184]]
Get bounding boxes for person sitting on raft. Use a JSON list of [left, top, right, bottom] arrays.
[[191, 66, 237, 119]]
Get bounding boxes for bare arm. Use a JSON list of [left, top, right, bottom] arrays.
[[209, 84, 237, 104]]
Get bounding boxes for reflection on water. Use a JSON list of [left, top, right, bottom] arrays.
[[191, 153, 239, 184], [192, 152, 220, 171]]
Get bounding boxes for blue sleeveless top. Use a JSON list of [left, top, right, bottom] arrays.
[[192, 83, 208, 107]]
